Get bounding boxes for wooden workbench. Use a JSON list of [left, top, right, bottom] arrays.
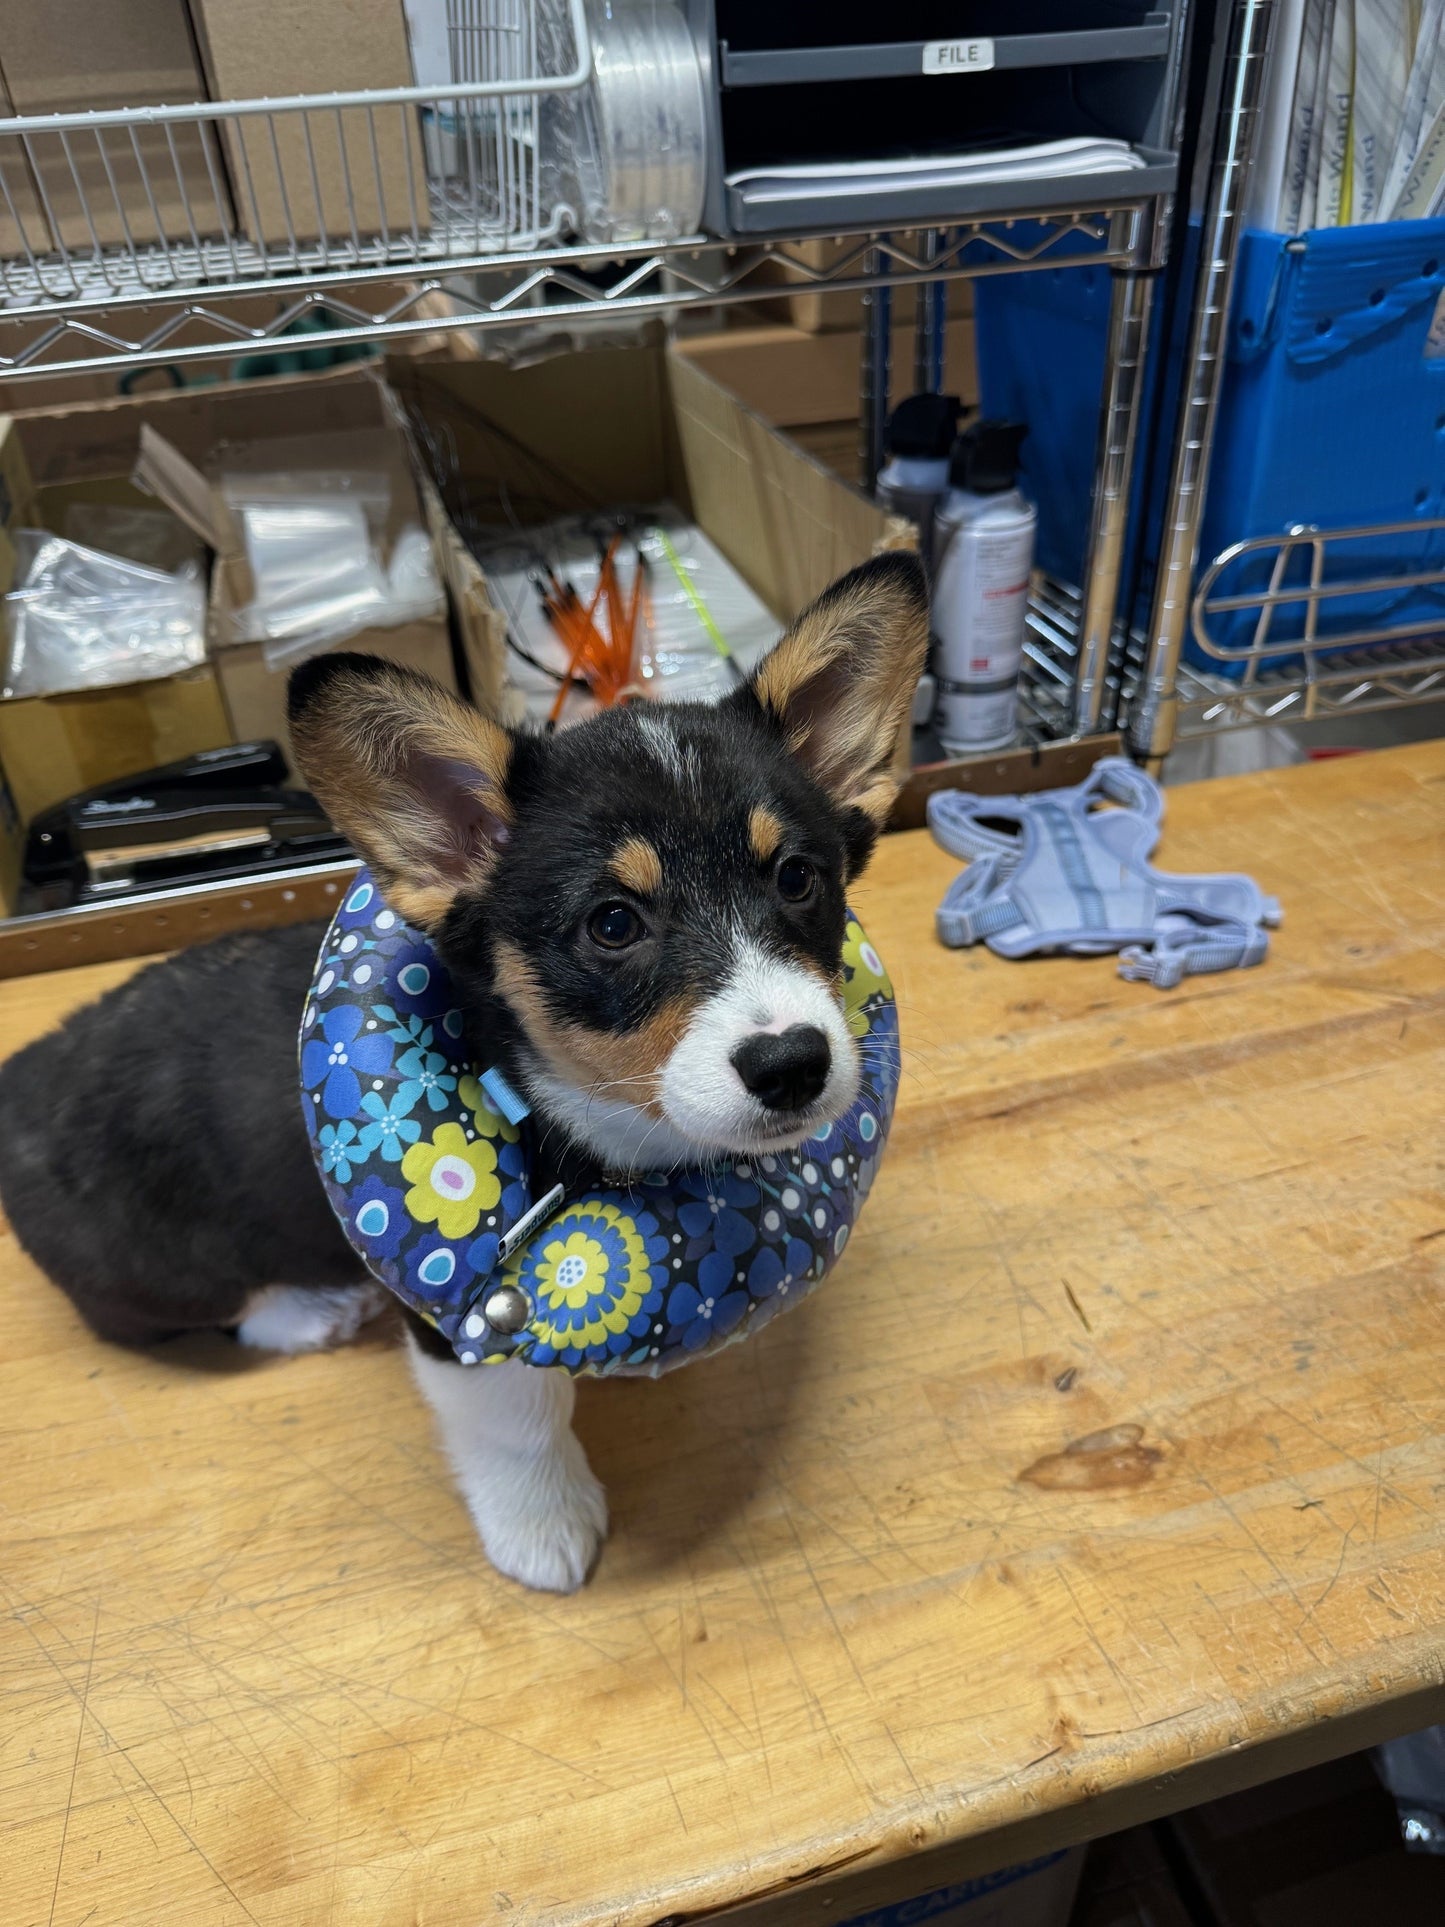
[[3, 742, 1444, 1927]]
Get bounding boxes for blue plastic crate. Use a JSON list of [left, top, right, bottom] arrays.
[[974, 216, 1445, 674]]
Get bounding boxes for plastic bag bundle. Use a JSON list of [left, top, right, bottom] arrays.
[[3, 531, 206, 699]]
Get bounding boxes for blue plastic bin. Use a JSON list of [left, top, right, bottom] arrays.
[[974, 216, 1445, 673]]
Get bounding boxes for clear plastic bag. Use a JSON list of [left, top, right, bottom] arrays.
[[216, 459, 444, 668], [63, 501, 202, 574], [2, 530, 206, 699]]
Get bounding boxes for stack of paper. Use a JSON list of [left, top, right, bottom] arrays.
[[727, 138, 1145, 208], [1249, 0, 1445, 230]]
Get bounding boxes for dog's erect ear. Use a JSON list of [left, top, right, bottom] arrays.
[[743, 551, 929, 828], [288, 653, 514, 929]]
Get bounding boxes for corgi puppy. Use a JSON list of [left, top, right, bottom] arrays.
[[0, 553, 927, 1591]]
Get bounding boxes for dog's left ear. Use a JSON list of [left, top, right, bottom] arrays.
[[288, 652, 515, 930], [741, 550, 929, 828]]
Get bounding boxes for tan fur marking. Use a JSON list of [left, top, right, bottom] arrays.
[[289, 662, 513, 930], [609, 835, 664, 898], [494, 942, 692, 1116], [751, 561, 928, 827], [748, 806, 784, 863]]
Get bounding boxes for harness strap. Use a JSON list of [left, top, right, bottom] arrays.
[[936, 856, 1027, 948], [1118, 920, 1270, 988]]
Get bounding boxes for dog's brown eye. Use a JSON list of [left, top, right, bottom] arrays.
[[776, 857, 816, 903], [587, 902, 644, 949]]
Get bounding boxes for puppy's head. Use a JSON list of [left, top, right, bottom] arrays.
[[289, 551, 927, 1170]]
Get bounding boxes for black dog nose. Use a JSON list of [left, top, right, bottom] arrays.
[[731, 1025, 831, 1113]]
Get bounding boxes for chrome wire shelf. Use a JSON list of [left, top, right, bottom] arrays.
[[0, 0, 591, 342], [1176, 516, 1445, 734], [0, 208, 1149, 377], [1018, 525, 1445, 753], [1173, 641, 1445, 733]]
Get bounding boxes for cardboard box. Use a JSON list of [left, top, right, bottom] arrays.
[[0, 398, 231, 822], [387, 336, 903, 725], [189, 0, 425, 248], [117, 377, 462, 766], [832, 1848, 1084, 1927], [1071, 1828, 1194, 1927], [0, 669, 231, 825], [0, 0, 228, 253], [0, 373, 471, 820], [678, 317, 979, 437]]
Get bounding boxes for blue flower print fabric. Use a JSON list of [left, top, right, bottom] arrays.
[[300, 870, 900, 1377]]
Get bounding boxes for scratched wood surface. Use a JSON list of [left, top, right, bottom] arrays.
[[3, 742, 1445, 1927]]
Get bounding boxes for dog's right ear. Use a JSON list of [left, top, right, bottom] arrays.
[[288, 653, 514, 930]]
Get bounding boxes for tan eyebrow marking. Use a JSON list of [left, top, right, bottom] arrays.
[[748, 806, 784, 863], [609, 835, 664, 897]]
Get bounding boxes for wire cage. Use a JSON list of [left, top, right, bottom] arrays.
[[0, 0, 591, 311]]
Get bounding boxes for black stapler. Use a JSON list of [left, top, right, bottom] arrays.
[[23, 741, 352, 909]]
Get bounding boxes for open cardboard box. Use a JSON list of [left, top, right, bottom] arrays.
[[0, 370, 493, 824], [386, 338, 910, 735], [131, 405, 463, 760], [0, 409, 230, 826]]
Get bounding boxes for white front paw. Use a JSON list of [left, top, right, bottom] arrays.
[[470, 1446, 608, 1594]]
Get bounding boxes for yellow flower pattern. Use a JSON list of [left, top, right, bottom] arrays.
[[842, 917, 893, 1037], [402, 1121, 500, 1240], [305, 868, 899, 1375], [509, 1201, 659, 1356], [458, 1075, 520, 1145]]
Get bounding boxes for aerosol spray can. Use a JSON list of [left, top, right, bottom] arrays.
[[931, 421, 1034, 755], [874, 392, 962, 573]]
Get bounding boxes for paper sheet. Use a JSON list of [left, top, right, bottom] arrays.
[[1351, 0, 1410, 220], [1313, 0, 1355, 228], [726, 138, 1145, 206]]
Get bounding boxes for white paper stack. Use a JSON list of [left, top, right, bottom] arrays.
[[726, 138, 1145, 208], [1249, 0, 1445, 231]]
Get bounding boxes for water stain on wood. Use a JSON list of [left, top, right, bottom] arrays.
[[1020, 1423, 1162, 1491]]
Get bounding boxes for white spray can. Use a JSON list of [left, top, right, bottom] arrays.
[[931, 421, 1034, 755], [874, 392, 962, 574]]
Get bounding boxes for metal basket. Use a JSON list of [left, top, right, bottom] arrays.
[[0, 0, 591, 311]]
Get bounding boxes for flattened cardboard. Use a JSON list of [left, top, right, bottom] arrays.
[[0, 0, 229, 251], [133, 422, 248, 591], [189, 0, 425, 248]]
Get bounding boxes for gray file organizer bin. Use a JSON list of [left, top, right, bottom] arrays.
[[687, 1, 1186, 237]]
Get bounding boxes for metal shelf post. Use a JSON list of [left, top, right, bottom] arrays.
[[1073, 201, 1164, 736], [1131, 0, 1278, 762]]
